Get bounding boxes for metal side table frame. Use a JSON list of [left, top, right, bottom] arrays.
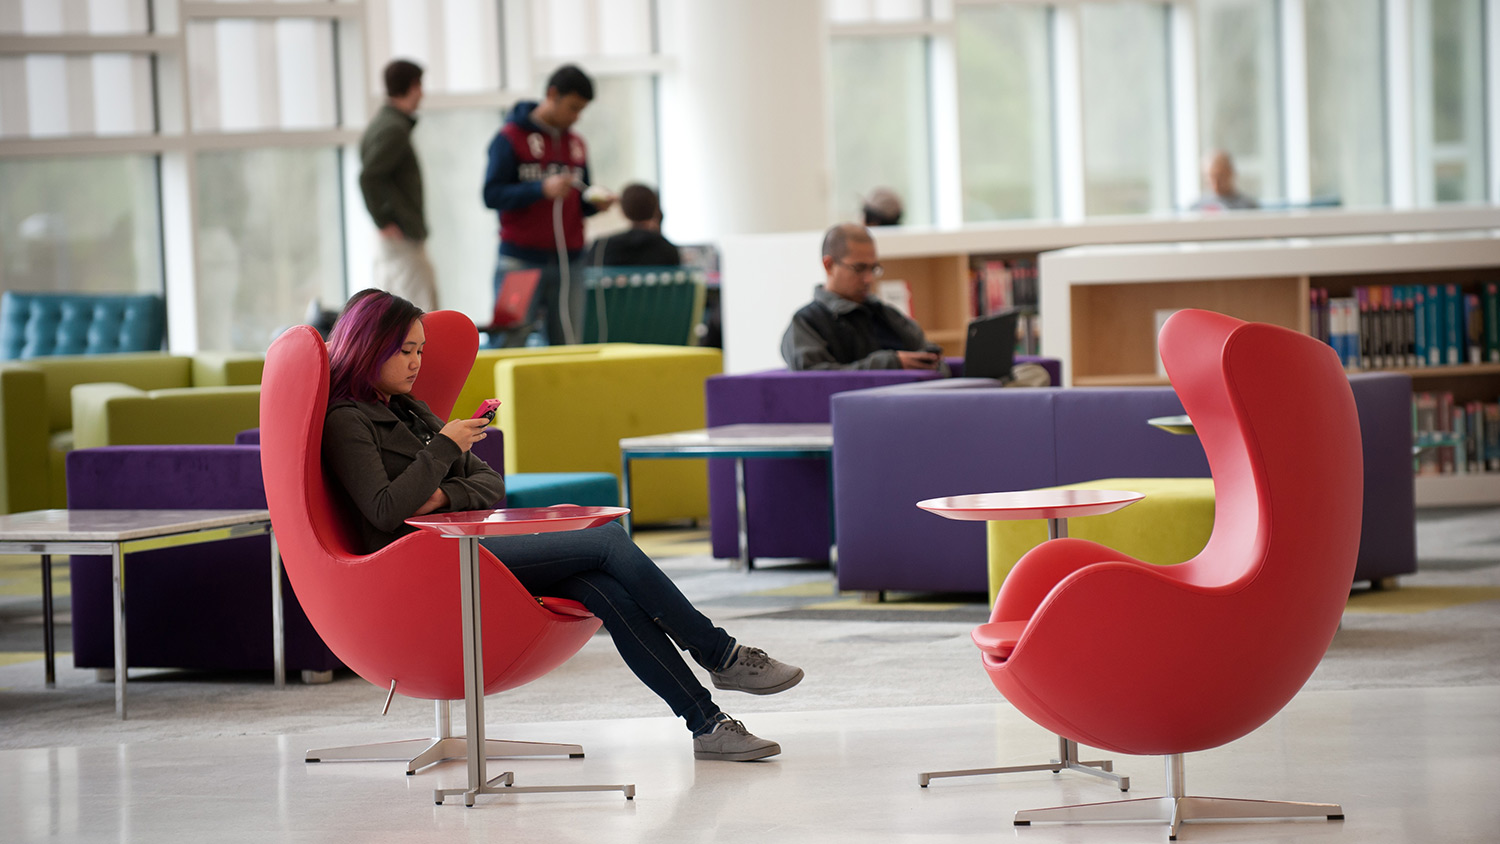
[[915, 488, 1145, 792], [407, 506, 636, 807], [619, 424, 834, 570], [0, 508, 281, 719]]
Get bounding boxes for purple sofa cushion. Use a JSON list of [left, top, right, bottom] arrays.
[[701, 357, 1062, 561], [65, 445, 338, 672], [831, 373, 1415, 594]]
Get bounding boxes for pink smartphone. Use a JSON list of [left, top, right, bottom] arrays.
[[471, 399, 502, 422]]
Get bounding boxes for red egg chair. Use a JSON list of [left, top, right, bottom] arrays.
[[973, 309, 1360, 838], [260, 311, 603, 777]]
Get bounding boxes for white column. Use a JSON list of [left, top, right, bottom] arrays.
[[153, 0, 199, 352], [1169, 1, 1199, 212], [1051, 3, 1085, 221], [655, 0, 831, 241], [1279, 0, 1311, 203], [1388, 0, 1417, 208], [1489, 0, 1500, 202], [928, 25, 963, 227]]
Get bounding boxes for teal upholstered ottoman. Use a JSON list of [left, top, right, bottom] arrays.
[[986, 477, 1215, 603], [503, 472, 620, 509]]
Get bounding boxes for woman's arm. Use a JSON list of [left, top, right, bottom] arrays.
[[410, 401, 506, 512], [323, 405, 461, 532], [438, 451, 506, 511]]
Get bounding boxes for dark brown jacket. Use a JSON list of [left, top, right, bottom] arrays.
[[323, 394, 504, 554]]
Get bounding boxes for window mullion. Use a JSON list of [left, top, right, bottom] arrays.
[[1279, 0, 1312, 202], [1051, 2, 1085, 220]]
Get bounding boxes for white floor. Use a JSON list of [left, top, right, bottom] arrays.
[[2, 685, 1496, 843]]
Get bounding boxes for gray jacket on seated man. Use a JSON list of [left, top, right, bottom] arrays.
[[782, 285, 946, 372], [781, 222, 951, 374]]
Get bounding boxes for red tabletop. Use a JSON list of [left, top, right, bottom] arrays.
[[917, 489, 1144, 522], [407, 505, 630, 537]]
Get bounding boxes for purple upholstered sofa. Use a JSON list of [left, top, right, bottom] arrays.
[[66, 445, 341, 677], [704, 356, 1062, 561], [831, 372, 1416, 596]]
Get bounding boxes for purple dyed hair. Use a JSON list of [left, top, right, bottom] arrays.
[[326, 289, 424, 404]]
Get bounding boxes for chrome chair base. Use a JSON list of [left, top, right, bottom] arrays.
[[919, 736, 1129, 791], [1012, 754, 1343, 840], [306, 736, 585, 775], [435, 770, 635, 807], [305, 700, 585, 775]]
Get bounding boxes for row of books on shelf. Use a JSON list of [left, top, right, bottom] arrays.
[[1413, 392, 1500, 475], [1311, 282, 1500, 370], [968, 258, 1039, 318]]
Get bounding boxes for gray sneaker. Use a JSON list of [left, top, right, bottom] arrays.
[[692, 715, 781, 762], [711, 646, 804, 695]]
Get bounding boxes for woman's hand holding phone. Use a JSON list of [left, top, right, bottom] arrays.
[[439, 417, 489, 453]]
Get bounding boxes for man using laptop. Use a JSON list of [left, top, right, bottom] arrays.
[[781, 223, 949, 373]]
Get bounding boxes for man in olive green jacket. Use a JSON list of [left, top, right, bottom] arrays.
[[359, 60, 437, 311]]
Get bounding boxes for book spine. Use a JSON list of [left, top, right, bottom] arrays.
[[1465, 293, 1484, 365], [1439, 392, 1456, 473], [1467, 401, 1483, 473], [1485, 281, 1500, 363], [1414, 392, 1440, 476], [1358, 287, 1373, 370], [1444, 283, 1462, 365], [1426, 284, 1444, 366], [1486, 403, 1500, 471], [1412, 285, 1426, 366], [1318, 287, 1330, 346]]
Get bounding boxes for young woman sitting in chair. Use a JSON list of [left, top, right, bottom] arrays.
[[321, 289, 802, 762]]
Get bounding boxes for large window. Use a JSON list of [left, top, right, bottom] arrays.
[[412, 107, 507, 320], [195, 148, 345, 351], [1419, 0, 1486, 203], [1306, 0, 1388, 206], [1080, 2, 1174, 215], [829, 36, 933, 225], [575, 74, 661, 233], [0, 156, 161, 294], [1197, 0, 1283, 205], [0, 52, 155, 139], [187, 18, 339, 133], [956, 3, 1056, 221]]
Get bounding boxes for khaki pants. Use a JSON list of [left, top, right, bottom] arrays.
[[1007, 362, 1052, 387], [372, 237, 437, 311]]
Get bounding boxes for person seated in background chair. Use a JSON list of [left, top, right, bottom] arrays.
[[781, 223, 949, 373], [588, 183, 682, 267], [321, 290, 802, 762], [861, 186, 903, 227], [1189, 150, 1259, 212]]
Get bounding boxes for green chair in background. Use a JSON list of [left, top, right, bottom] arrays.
[[581, 266, 706, 346]]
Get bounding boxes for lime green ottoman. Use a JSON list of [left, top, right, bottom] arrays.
[[986, 477, 1215, 603]]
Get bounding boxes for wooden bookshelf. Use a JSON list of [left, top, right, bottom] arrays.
[[1037, 231, 1500, 507], [719, 206, 1500, 375]]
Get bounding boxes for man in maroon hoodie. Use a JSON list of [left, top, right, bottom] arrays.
[[483, 65, 615, 345]]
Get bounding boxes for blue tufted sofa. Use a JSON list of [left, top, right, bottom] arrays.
[[0, 291, 165, 359]]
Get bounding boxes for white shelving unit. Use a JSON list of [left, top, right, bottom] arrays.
[[1037, 229, 1500, 508], [717, 205, 1500, 374]]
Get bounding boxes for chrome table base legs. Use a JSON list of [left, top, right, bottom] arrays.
[[305, 736, 585, 775], [305, 699, 584, 774], [920, 735, 1129, 791], [434, 772, 635, 807]]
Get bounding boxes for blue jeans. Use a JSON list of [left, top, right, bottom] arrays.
[[480, 522, 735, 735]]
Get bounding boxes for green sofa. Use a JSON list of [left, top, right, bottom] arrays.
[[0, 352, 264, 513]]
